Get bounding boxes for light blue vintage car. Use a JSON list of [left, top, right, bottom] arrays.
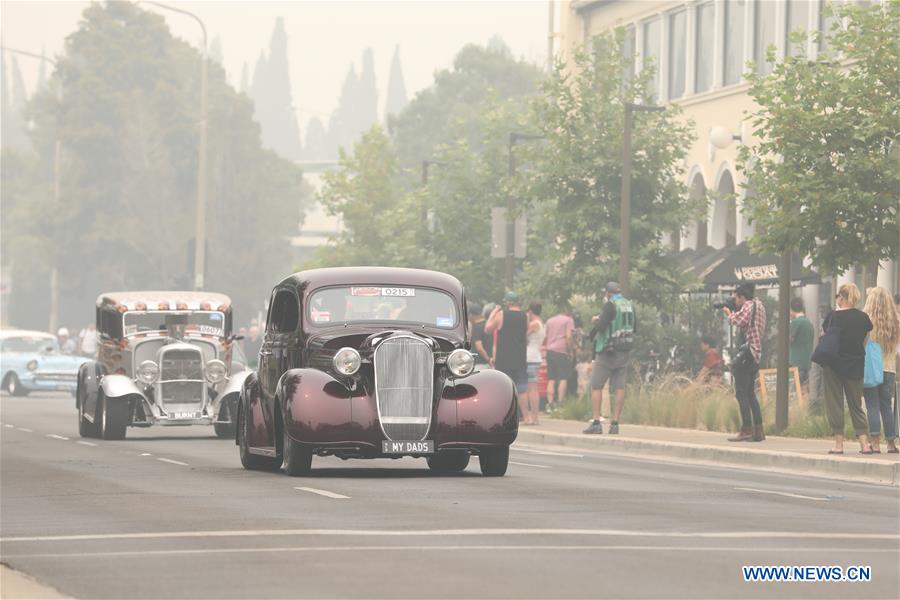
[[1, 330, 88, 396]]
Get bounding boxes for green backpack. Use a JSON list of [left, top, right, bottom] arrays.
[[595, 297, 635, 353]]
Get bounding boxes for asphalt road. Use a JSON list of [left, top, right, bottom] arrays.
[[1, 392, 898, 599]]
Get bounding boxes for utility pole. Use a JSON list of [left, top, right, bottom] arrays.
[[505, 133, 545, 290], [2, 46, 60, 332], [620, 102, 664, 295], [775, 252, 791, 432], [143, 1, 208, 290]]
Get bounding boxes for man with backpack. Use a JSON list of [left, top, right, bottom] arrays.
[[584, 282, 635, 435]]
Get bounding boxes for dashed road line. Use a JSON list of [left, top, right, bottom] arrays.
[[3, 424, 14, 428], [156, 458, 189, 466], [76, 441, 98, 447], [16, 427, 33, 432], [46, 434, 69, 441], [509, 461, 550, 469], [735, 487, 830, 502], [294, 487, 350, 499], [513, 447, 584, 458], [140, 453, 152, 456]]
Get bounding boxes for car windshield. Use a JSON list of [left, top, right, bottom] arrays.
[[123, 311, 227, 337], [308, 286, 458, 329], [2, 336, 58, 353]]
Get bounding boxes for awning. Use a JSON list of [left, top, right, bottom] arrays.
[[680, 242, 820, 293]]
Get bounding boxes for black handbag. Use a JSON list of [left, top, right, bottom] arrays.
[[811, 313, 840, 368], [730, 301, 757, 367]]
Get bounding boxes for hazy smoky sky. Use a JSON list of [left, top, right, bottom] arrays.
[[1, 1, 550, 134]]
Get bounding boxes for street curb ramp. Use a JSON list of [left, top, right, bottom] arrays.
[[515, 429, 900, 486]]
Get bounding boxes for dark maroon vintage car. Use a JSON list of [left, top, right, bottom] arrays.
[[237, 267, 518, 476]]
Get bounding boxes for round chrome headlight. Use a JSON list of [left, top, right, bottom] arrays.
[[26, 359, 38, 372], [447, 349, 475, 378], [205, 359, 227, 384], [136, 360, 159, 384], [333, 347, 361, 376]]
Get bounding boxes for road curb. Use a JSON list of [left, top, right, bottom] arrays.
[[0, 564, 70, 599], [515, 429, 900, 486]]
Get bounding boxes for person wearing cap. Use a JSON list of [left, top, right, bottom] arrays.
[[485, 292, 529, 421], [57, 328, 77, 355], [584, 282, 635, 435]]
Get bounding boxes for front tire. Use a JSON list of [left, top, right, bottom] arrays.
[[77, 379, 101, 438], [100, 392, 129, 440], [478, 446, 509, 477], [238, 399, 280, 471], [282, 424, 312, 476], [427, 452, 470, 473], [5, 373, 29, 397], [214, 422, 235, 438]]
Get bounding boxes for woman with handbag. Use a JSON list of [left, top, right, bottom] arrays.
[[722, 283, 767, 442], [815, 283, 872, 454], [862, 287, 899, 453]]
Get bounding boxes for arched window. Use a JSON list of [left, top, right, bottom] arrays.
[[690, 173, 708, 249], [712, 170, 737, 248]]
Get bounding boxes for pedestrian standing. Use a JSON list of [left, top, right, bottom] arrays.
[[820, 283, 872, 454], [485, 292, 529, 422], [78, 323, 98, 357], [862, 287, 899, 453], [476, 303, 497, 366], [584, 282, 635, 435], [544, 306, 575, 410], [696, 335, 724, 384], [468, 302, 490, 365], [57, 328, 77, 354], [722, 283, 767, 442], [525, 302, 545, 425], [789, 297, 814, 391]]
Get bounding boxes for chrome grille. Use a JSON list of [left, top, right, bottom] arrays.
[[374, 336, 434, 441], [159, 347, 204, 406]]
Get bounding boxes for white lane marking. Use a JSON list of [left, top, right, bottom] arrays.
[[4, 529, 897, 543], [157, 458, 189, 466], [735, 487, 830, 501], [509, 461, 550, 469], [513, 447, 584, 458], [140, 453, 152, 456], [5, 546, 899, 560], [46, 434, 69, 440], [3, 424, 14, 428], [294, 487, 350, 499], [76, 441, 98, 447], [17, 427, 33, 432]]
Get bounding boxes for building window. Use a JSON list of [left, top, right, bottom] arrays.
[[755, 0, 777, 75], [695, 2, 715, 93], [818, 1, 840, 56], [786, 0, 813, 56], [642, 18, 661, 101], [622, 25, 636, 98], [668, 10, 687, 99], [723, 0, 746, 85]]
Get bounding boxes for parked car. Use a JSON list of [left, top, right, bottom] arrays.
[[237, 267, 518, 476], [76, 291, 250, 440], [1, 330, 87, 396]]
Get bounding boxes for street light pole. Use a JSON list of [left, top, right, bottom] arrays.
[[620, 102, 664, 295], [2, 46, 60, 332], [143, 1, 208, 290], [506, 132, 545, 290]]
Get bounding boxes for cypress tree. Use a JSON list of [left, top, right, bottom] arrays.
[[384, 45, 408, 121]]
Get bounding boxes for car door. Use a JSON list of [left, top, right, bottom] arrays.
[[260, 287, 301, 446]]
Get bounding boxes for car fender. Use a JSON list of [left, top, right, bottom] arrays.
[[76, 361, 103, 410], [440, 368, 518, 442], [277, 368, 352, 442], [99, 373, 145, 401], [239, 371, 269, 447]]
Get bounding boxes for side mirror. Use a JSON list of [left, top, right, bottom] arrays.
[[43, 345, 55, 354], [232, 334, 245, 341]]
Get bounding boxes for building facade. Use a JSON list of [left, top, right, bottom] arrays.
[[559, 0, 896, 319]]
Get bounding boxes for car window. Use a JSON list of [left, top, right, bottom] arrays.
[[2, 336, 57, 353], [270, 290, 300, 333], [122, 311, 226, 337], [308, 286, 458, 329]]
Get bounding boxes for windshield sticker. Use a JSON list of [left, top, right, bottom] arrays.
[[312, 311, 331, 323], [209, 313, 223, 322], [351, 287, 381, 297], [124, 325, 138, 335], [436, 317, 453, 328], [381, 287, 415, 297]]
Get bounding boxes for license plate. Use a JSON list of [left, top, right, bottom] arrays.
[[172, 412, 199, 420], [381, 440, 434, 454]]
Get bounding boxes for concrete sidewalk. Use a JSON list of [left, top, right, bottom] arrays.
[[515, 418, 900, 486]]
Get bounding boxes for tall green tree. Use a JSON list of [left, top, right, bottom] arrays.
[[739, 0, 899, 279], [4, 1, 306, 329], [518, 30, 699, 308], [1, 51, 30, 151], [250, 18, 302, 160], [384, 45, 407, 121]]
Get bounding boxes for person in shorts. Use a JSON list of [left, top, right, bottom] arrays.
[[584, 282, 635, 435], [486, 292, 529, 419], [543, 306, 575, 409]]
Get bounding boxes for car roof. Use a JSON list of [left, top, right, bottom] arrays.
[[96, 291, 232, 311], [282, 267, 464, 298], [0, 329, 56, 340]]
